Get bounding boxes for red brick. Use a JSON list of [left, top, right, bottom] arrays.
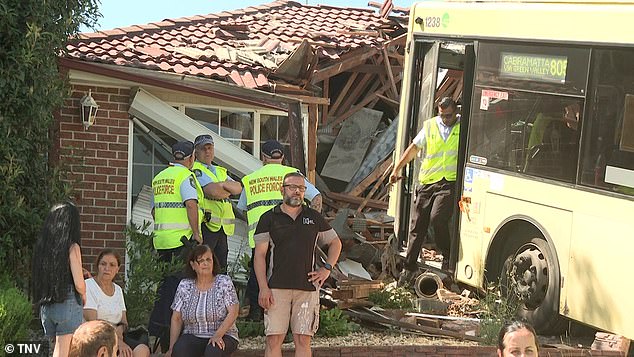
[[106, 208, 126, 216], [85, 141, 108, 150], [84, 174, 108, 183], [98, 150, 117, 159], [108, 111, 130, 119], [106, 224, 126, 232], [96, 166, 117, 175], [107, 192, 127, 200], [109, 158, 128, 167], [94, 199, 116, 207], [61, 139, 85, 148], [110, 176, 127, 184], [90, 93, 109, 101], [94, 214, 116, 224], [83, 206, 107, 215], [98, 102, 120, 110], [108, 127, 129, 135], [108, 143, 128, 151], [96, 87, 120, 94], [100, 183, 117, 191], [97, 133, 118, 142], [80, 214, 94, 223], [83, 223, 106, 231], [82, 239, 106, 247], [73, 85, 97, 92], [109, 95, 129, 103], [94, 231, 115, 239], [74, 131, 97, 141]]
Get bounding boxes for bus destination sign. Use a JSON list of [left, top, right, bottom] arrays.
[[499, 52, 567, 83]]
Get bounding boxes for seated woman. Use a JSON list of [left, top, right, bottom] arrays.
[[497, 321, 539, 357], [166, 245, 240, 357], [83, 249, 150, 357]]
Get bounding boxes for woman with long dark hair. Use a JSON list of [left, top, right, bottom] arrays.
[[165, 244, 240, 357], [32, 202, 86, 357]]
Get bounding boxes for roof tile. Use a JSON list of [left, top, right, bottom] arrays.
[[65, 0, 405, 89]]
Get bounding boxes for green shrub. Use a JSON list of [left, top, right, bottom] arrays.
[[236, 319, 265, 338], [477, 284, 520, 345], [124, 222, 183, 327], [368, 286, 415, 310], [0, 277, 32, 347], [316, 308, 359, 337]]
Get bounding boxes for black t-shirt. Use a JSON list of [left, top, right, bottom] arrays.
[[254, 204, 336, 291]]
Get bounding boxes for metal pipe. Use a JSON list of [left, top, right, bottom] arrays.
[[414, 272, 444, 299]]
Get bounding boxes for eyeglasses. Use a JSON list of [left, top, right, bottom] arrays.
[[196, 258, 213, 265], [440, 112, 455, 119], [283, 184, 307, 192]]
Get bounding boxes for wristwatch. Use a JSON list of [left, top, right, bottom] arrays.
[[323, 263, 333, 271]]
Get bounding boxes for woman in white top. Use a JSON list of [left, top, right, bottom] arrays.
[[83, 249, 150, 357]]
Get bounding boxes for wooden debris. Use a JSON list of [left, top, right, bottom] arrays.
[[591, 333, 631, 353]]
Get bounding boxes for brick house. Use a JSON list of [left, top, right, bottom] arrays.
[[58, 0, 407, 273]]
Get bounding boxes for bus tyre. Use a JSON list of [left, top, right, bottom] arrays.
[[501, 237, 565, 334]]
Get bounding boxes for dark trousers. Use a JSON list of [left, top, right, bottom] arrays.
[[405, 179, 455, 271], [173, 334, 238, 357], [202, 224, 228, 273]]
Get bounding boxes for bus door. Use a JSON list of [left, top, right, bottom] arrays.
[[390, 39, 475, 270]]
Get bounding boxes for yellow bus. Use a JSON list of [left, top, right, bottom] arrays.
[[389, 0, 634, 338]]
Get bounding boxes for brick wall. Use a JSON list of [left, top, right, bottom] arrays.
[[56, 84, 131, 275], [234, 345, 625, 357]]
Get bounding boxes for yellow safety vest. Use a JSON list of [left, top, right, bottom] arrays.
[[152, 165, 203, 250], [242, 164, 298, 248], [419, 117, 460, 185], [192, 161, 236, 236]]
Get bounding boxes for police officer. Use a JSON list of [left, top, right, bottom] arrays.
[[151, 140, 203, 262], [390, 97, 460, 285], [192, 134, 242, 272], [238, 140, 321, 321]]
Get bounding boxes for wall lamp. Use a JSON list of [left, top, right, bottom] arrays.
[[80, 90, 99, 130]]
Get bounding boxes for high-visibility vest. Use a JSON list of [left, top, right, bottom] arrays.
[[192, 161, 236, 236], [242, 164, 298, 248], [152, 165, 203, 250], [418, 118, 460, 185]]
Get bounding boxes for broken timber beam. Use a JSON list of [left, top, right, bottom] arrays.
[[345, 308, 482, 342], [325, 192, 388, 210], [312, 48, 379, 83], [382, 48, 399, 98], [334, 73, 375, 118], [292, 95, 330, 105], [328, 72, 358, 117], [307, 104, 318, 184], [347, 158, 393, 196], [356, 162, 393, 213], [322, 79, 329, 124]]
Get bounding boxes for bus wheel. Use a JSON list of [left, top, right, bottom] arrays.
[[501, 237, 565, 334]]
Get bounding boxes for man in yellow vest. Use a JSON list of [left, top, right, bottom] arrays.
[[151, 140, 203, 263], [238, 140, 321, 321], [390, 97, 460, 284], [192, 134, 242, 272]]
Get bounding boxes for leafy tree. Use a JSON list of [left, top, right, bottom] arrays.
[[0, 0, 100, 287]]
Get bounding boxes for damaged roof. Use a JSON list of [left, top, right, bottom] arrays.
[[65, 0, 405, 89]]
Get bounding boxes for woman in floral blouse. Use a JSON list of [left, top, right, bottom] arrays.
[[165, 245, 240, 357]]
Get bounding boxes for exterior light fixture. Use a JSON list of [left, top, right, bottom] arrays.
[[80, 90, 99, 129]]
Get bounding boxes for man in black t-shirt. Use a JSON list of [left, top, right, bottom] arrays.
[[253, 172, 341, 356]]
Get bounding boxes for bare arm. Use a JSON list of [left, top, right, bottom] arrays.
[[83, 309, 97, 321], [166, 310, 183, 357], [254, 241, 273, 309], [202, 182, 232, 200], [69, 243, 86, 305], [390, 143, 421, 184], [222, 181, 243, 195], [309, 194, 322, 212], [213, 303, 239, 338], [308, 235, 342, 287], [184, 199, 201, 243]]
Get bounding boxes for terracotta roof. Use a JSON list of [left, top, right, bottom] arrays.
[[65, 0, 405, 89]]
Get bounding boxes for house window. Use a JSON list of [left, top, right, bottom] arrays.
[[131, 124, 175, 201], [185, 106, 254, 154], [184, 105, 287, 156]]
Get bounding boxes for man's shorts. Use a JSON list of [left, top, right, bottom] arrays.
[[264, 289, 319, 336], [40, 291, 83, 337]]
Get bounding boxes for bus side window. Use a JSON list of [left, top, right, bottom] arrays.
[[580, 49, 634, 196]]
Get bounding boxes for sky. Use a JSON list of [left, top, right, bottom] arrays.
[[88, 0, 411, 31]]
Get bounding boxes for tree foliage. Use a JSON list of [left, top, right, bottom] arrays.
[[0, 0, 100, 286]]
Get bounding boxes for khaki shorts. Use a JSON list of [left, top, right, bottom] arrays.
[[264, 289, 320, 336]]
